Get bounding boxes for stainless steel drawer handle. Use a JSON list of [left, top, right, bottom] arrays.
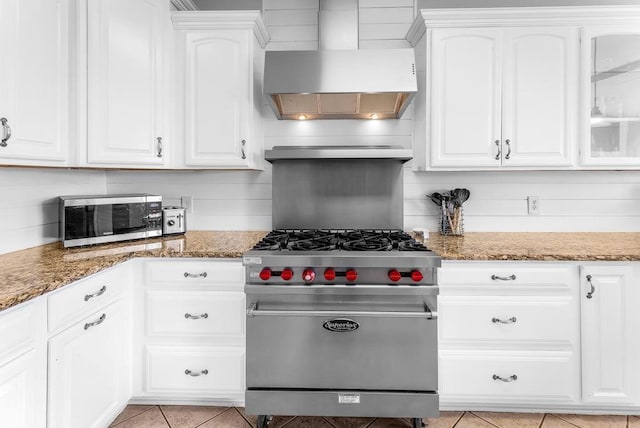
[[241, 139, 247, 159], [493, 374, 517, 382], [0, 117, 11, 147], [247, 303, 437, 319], [156, 137, 163, 158], [185, 312, 208, 320], [492, 317, 517, 324], [184, 272, 207, 278], [491, 274, 516, 281], [586, 274, 595, 299], [84, 313, 106, 330], [185, 369, 208, 377], [84, 286, 107, 301]]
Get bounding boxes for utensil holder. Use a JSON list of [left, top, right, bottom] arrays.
[[440, 204, 464, 236]]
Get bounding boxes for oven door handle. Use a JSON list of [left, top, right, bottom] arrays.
[[246, 303, 437, 319]]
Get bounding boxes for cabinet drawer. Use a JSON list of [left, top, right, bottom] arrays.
[[440, 351, 577, 402], [145, 260, 244, 289], [439, 297, 576, 345], [439, 263, 574, 290], [48, 266, 127, 332], [0, 298, 45, 363], [146, 291, 244, 338], [145, 346, 244, 395]]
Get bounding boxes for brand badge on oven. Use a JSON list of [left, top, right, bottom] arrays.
[[322, 318, 359, 332]]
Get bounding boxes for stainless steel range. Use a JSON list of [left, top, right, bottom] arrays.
[[243, 147, 441, 428]]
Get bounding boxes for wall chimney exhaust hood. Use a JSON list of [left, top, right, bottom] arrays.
[[263, 0, 417, 120], [264, 49, 417, 120]]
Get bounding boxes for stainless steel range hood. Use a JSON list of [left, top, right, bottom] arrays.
[[264, 0, 417, 120], [264, 50, 417, 120], [265, 145, 413, 162]]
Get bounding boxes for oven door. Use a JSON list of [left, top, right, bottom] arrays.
[[245, 286, 438, 392]]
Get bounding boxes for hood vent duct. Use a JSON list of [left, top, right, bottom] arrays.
[[264, 0, 417, 120]]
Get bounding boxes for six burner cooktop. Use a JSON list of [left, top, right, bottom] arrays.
[[252, 229, 429, 252]]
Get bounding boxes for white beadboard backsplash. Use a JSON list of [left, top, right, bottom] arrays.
[[106, 168, 640, 233], [0, 168, 107, 254]]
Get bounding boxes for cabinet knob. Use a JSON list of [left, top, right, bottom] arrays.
[[1, 117, 11, 147], [494, 140, 501, 160], [586, 274, 595, 299], [241, 139, 247, 159]]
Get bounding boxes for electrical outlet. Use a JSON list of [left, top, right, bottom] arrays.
[[527, 196, 540, 216], [181, 196, 193, 214]]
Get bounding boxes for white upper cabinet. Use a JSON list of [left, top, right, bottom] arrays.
[[0, 0, 72, 166], [410, 10, 579, 170], [172, 12, 268, 170], [501, 27, 577, 167], [581, 25, 640, 167], [85, 0, 169, 167], [430, 28, 503, 168]]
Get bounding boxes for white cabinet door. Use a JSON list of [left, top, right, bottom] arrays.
[[87, 0, 167, 166], [502, 27, 577, 167], [182, 31, 252, 168], [0, 0, 71, 165], [580, 265, 640, 404], [0, 298, 47, 428], [48, 299, 131, 428], [430, 28, 502, 168]]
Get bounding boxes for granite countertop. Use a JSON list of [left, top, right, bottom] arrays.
[[0, 231, 266, 311], [425, 232, 640, 261], [3, 230, 640, 312]]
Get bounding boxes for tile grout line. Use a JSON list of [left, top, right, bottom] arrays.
[[157, 405, 173, 428], [110, 406, 158, 427], [321, 416, 339, 428], [548, 414, 583, 428], [192, 407, 235, 428], [467, 412, 500, 428], [451, 411, 467, 428], [234, 407, 257, 428]]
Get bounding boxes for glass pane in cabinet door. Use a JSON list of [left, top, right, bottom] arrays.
[[590, 35, 640, 158]]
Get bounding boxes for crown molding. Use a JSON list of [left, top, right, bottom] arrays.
[[172, 11, 270, 47]]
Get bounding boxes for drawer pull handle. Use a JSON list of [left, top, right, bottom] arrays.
[[493, 374, 517, 382], [491, 274, 516, 281], [492, 317, 517, 324], [84, 286, 107, 301], [184, 272, 207, 278], [185, 369, 208, 377], [586, 274, 595, 299], [185, 312, 208, 320], [84, 313, 106, 330]]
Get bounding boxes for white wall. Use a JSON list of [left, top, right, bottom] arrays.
[[0, 168, 106, 254], [105, 0, 640, 234]]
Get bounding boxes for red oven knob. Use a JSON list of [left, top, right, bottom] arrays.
[[324, 268, 336, 281], [259, 268, 272, 281], [302, 268, 316, 283], [388, 269, 402, 282], [411, 270, 424, 282], [280, 268, 293, 281], [345, 269, 358, 282]]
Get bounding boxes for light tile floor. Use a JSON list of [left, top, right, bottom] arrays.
[[110, 406, 640, 428]]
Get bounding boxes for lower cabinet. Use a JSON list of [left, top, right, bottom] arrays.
[[0, 298, 47, 428], [132, 258, 246, 405], [47, 263, 132, 428], [580, 264, 640, 405], [438, 262, 581, 408], [48, 300, 131, 428]]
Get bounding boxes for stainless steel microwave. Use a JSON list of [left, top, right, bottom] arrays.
[[59, 194, 163, 248]]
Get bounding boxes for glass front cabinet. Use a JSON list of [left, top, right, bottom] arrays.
[[581, 26, 640, 166]]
